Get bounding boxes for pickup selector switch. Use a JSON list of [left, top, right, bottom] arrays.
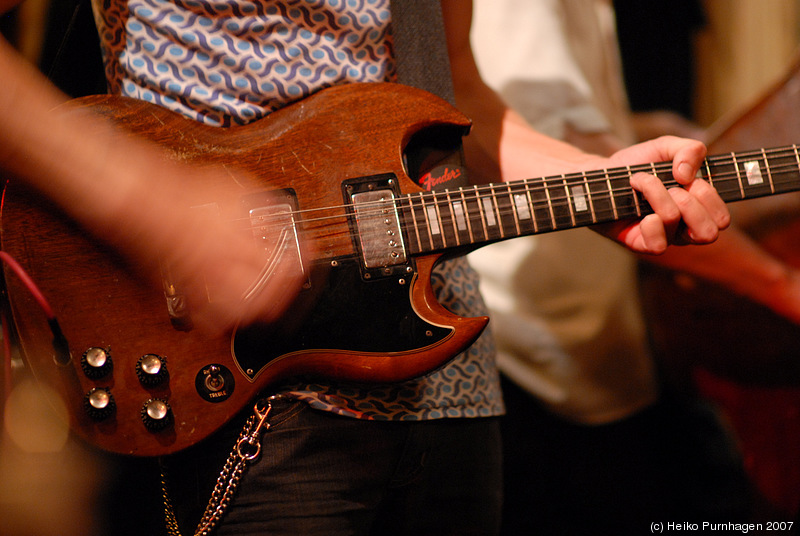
[[136, 354, 169, 386], [141, 398, 172, 430], [195, 364, 235, 402], [81, 347, 113, 379]]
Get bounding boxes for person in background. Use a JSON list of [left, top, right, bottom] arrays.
[[470, 0, 800, 533]]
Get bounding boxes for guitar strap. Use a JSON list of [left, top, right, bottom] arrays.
[[390, 0, 455, 105], [390, 0, 469, 189]]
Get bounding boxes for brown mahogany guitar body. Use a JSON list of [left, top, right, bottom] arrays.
[[0, 83, 486, 456]]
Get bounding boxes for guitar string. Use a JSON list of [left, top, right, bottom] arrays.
[[239, 146, 800, 229], [239, 161, 800, 234], [232, 154, 800, 239], [231, 145, 800, 231], [238, 170, 800, 249]]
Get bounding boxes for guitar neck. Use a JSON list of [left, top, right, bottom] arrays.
[[402, 145, 800, 254]]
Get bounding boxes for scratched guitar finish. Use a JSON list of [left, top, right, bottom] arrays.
[[2, 83, 799, 456]]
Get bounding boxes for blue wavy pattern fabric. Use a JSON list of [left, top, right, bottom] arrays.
[[96, 0, 395, 125]]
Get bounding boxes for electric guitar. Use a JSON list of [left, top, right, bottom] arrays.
[[3, 82, 800, 456]]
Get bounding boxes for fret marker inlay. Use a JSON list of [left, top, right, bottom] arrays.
[[426, 206, 440, 235], [452, 201, 467, 231], [744, 161, 764, 186], [514, 194, 531, 220], [482, 198, 497, 226], [571, 185, 588, 212]]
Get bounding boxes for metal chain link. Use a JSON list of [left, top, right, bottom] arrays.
[[161, 395, 285, 536]]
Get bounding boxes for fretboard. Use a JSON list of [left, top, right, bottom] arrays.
[[400, 145, 800, 255]]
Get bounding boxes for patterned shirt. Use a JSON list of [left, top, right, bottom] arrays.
[[91, 0, 504, 420]]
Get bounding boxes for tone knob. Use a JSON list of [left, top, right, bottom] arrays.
[[84, 387, 115, 420], [135, 354, 169, 386], [140, 398, 172, 431], [80, 347, 113, 379]]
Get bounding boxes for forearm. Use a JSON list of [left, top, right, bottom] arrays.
[[0, 36, 177, 248], [645, 229, 800, 324], [441, 0, 595, 184]]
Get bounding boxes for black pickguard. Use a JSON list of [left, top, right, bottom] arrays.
[[231, 257, 453, 380]]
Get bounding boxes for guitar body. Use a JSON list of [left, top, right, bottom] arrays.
[[0, 83, 487, 456]]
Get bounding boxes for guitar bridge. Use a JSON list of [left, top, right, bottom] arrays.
[[246, 189, 307, 298]]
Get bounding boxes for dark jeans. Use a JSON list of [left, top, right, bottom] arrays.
[[500, 375, 754, 535], [164, 399, 502, 536]]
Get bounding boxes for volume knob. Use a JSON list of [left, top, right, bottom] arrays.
[[84, 387, 115, 420], [80, 347, 113, 379], [140, 398, 172, 431], [135, 354, 169, 386]]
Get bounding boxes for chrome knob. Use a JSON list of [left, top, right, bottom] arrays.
[[83, 387, 115, 420], [80, 347, 113, 379], [140, 398, 172, 431], [135, 354, 169, 386]]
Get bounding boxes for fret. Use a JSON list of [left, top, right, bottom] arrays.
[[604, 169, 619, 220], [627, 165, 642, 217], [791, 145, 800, 196], [558, 175, 577, 228], [703, 159, 713, 190], [432, 191, 449, 249], [761, 148, 775, 194], [737, 154, 773, 200], [585, 170, 616, 224], [447, 191, 466, 246], [540, 176, 569, 230], [404, 194, 424, 253], [541, 179, 556, 230], [418, 192, 440, 250], [505, 184, 523, 237], [564, 173, 594, 227], [731, 153, 745, 198], [528, 177, 555, 233], [705, 155, 739, 201], [764, 147, 800, 196], [457, 186, 486, 245], [508, 181, 536, 236], [458, 188, 477, 244], [491, 184, 520, 238], [648, 162, 664, 185], [439, 192, 454, 247], [469, 185, 490, 242], [444, 189, 465, 248], [523, 180, 540, 233], [581, 171, 598, 223], [608, 166, 638, 219], [484, 185, 501, 238]]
